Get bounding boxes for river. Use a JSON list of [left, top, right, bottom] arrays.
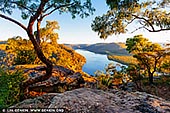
[[76, 49, 125, 75]]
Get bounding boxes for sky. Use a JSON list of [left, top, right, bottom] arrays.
[[0, 1, 170, 44]]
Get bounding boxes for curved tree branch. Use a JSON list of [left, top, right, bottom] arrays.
[[35, 3, 76, 44], [125, 17, 136, 27], [132, 14, 155, 31], [20, 0, 53, 98], [131, 14, 170, 32], [146, 28, 170, 32], [0, 14, 27, 31], [131, 26, 146, 33], [42, 3, 75, 19], [27, 0, 52, 72]]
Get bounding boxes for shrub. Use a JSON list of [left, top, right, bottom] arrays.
[[6, 37, 86, 72], [0, 68, 26, 110], [95, 63, 132, 90], [14, 50, 36, 65], [95, 73, 113, 90]]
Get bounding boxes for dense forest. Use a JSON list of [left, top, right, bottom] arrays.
[[0, 0, 170, 112]]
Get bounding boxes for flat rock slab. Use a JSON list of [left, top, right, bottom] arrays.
[[11, 88, 170, 113]]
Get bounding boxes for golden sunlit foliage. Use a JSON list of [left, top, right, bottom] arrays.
[[160, 56, 170, 73], [5, 21, 86, 72], [108, 55, 138, 65], [95, 63, 131, 90], [6, 36, 37, 65], [39, 21, 59, 44], [0, 44, 6, 51], [52, 44, 86, 71], [126, 35, 170, 84], [117, 42, 127, 49]]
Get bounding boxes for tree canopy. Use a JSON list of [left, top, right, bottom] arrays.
[[126, 35, 169, 84], [0, 0, 95, 19], [91, 0, 170, 39]]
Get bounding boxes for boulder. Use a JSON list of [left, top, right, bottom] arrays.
[[23, 66, 85, 95], [10, 88, 170, 113]]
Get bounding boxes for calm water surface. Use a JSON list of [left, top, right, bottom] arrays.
[[76, 49, 124, 75]]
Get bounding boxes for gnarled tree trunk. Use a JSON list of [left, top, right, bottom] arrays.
[[19, 0, 53, 100]]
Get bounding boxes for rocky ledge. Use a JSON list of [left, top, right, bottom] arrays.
[[10, 88, 170, 113]]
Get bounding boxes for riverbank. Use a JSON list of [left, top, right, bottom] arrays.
[[107, 55, 138, 65], [75, 49, 125, 75]]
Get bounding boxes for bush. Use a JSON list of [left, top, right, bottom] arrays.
[[95, 63, 132, 90], [14, 50, 36, 65], [95, 71, 113, 90], [6, 37, 86, 72], [0, 68, 26, 110]]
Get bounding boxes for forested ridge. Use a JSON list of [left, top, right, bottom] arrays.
[[65, 42, 129, 55]]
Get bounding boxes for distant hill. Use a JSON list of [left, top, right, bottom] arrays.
[[0, 41, 7, 44], [64, 44, 90, 50], [65, 42, 130, 55], [1, 41, 128, 55]]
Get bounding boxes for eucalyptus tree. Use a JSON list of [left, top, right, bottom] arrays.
[[126, 35, 169, 84], [91, 0, 170, 39], [0, 0, 95, 98]]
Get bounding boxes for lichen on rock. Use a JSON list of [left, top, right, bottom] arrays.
[[10, 88, 170, 113]]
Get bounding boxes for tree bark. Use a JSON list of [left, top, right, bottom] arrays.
[[19, 23, 53, 99], [36, 19, 41, 45], [19, 0, 54, 99], [148, 72, 154, 84], [0, 10, 53, 100]]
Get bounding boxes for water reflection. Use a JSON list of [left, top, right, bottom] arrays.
[[76, 49, 125, 75]]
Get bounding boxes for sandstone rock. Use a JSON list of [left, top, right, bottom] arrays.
[[23, 66, 85, 95], [10, 88, 170, 113]]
